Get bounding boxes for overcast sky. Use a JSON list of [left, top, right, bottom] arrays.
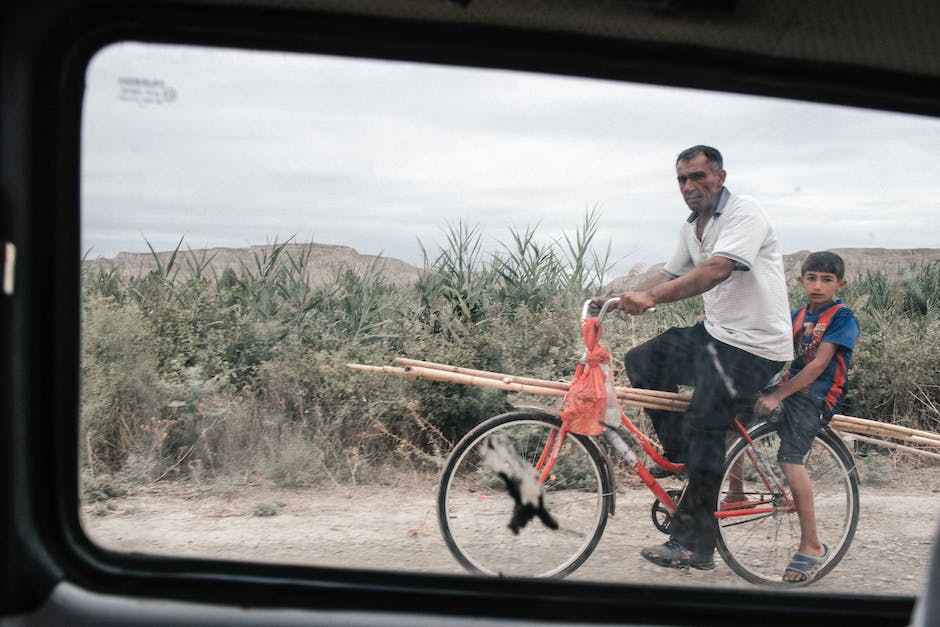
[[81, 42, 940, 277]]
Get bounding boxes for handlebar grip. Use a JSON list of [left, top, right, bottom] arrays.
[[581, 298, 656, 320]]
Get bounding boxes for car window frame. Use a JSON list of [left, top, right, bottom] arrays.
[[4, 1, 936, 624]]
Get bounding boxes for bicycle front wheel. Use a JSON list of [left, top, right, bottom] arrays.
[[716, 422, 860, 586], [438, 410, 612, 578]]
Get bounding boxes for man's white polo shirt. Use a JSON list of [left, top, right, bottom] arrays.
[[663, 188, 793, 362]]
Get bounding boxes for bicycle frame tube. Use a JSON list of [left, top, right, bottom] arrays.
[[619, 411, 684, 474], [714, 505, 778, 519]]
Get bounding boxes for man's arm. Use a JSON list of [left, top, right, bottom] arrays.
[[615, 255, 735, 314], [633, 271, 673, 292], [591, 268, 673, 310]]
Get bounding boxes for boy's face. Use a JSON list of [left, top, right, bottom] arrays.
[[799, 271, 847, 308]]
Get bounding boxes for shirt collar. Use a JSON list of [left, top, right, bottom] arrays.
[[805, 299, 843, 314], [686, 187, 730, 223]]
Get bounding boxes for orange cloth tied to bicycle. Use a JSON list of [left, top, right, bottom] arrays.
[[560, 317, 616, 436]]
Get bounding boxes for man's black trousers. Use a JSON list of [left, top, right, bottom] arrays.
[[625, 322, 784, 555]]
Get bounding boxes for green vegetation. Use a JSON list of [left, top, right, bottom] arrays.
[[80, 218, 940, 491]]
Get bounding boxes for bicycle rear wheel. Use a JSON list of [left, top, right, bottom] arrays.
[[438, 410, 612, 578], [716, 422, 859, 586]]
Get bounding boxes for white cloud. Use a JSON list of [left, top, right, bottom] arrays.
[[81, 42, 940, 276]]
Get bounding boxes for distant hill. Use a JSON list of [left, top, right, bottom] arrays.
[[84, 244, 939, 291], [782, 248, 940, 280], [83, 242, 421, 287], [607, 248, 940, 292]]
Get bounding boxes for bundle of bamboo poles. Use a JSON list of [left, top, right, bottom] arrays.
[[347, 357, 940, 459], [831, 414, 940, 460]]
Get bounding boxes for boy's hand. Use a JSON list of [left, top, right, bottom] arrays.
[[754, 393, 781, 417]]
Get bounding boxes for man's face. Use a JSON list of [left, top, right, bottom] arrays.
[[676, 153, 726, 214]]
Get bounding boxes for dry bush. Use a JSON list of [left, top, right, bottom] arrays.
[[79, 236, 940, 492]]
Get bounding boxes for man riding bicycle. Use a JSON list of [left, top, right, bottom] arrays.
[[607, 145, 792, 570]]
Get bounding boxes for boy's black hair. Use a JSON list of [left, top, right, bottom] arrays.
[[801, 251, 846, 280], [676, 145, 723, 171]]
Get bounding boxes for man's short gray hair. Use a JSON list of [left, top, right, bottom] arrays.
[[677, 145, 723, 172]]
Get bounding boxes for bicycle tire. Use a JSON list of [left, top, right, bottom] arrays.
[[438, 410, 613, 578], [716, 422, 860, 586]]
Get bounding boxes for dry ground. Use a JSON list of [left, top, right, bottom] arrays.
[[82, 464, 940, 596]]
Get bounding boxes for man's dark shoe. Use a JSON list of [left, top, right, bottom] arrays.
[[649, 457, 684, 479], [641, 539, 715, 570], [649, 463, 676, 479]]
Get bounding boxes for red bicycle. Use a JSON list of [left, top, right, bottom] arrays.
[[437, 298, 860, 585]]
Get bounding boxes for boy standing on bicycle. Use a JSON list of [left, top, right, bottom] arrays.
[[754, 250, 860, 583]]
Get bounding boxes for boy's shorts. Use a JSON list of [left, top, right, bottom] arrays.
[[769, 388, 829, 465]]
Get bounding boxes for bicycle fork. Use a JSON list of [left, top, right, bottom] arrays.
[[534, 424, 567, 484]]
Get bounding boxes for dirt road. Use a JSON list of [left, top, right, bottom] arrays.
[[83, 467, 940, 595]]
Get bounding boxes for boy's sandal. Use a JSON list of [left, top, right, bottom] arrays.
[[783, 544, 830, 584]]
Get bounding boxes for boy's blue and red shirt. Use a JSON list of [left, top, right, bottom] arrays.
[[787, 299, 860, 414]]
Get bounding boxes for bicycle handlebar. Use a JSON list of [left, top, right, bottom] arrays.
[[582, 297, 655, 323]]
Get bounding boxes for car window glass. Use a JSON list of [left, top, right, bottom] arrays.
[[80, 41, 940, 594]]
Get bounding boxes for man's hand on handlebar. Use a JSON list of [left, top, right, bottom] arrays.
[[613, 291, 656, 315], [588, 297, 608, 314], [590, 292, 656, 316]]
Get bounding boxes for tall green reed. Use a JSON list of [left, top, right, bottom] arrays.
[[79, 232, 940, 484]]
